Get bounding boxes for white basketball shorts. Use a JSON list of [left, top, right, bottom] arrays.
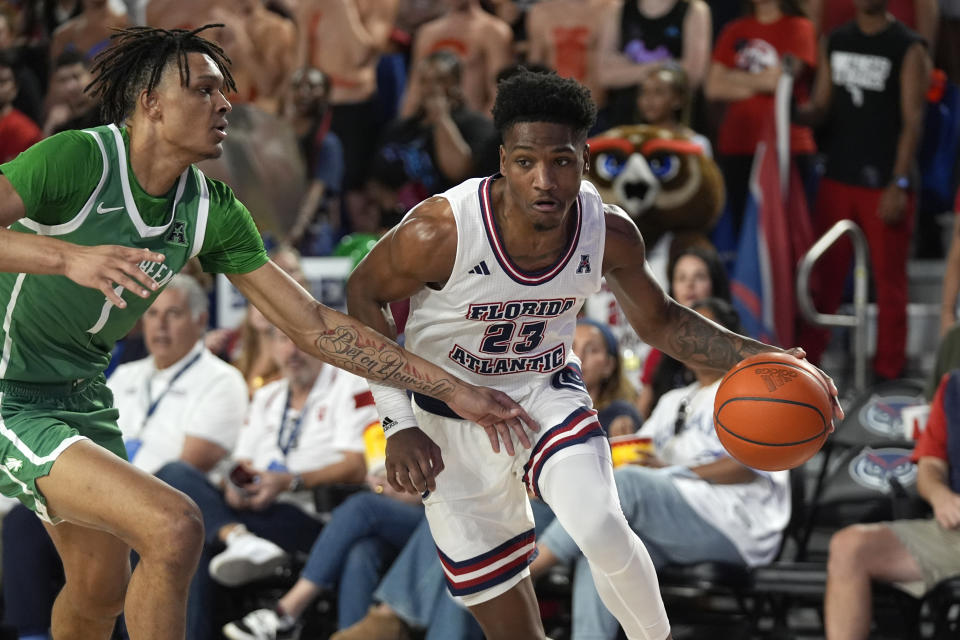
[[412, 363, 607, 605]]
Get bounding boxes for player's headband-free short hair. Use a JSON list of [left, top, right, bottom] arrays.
[[492, 68, 597, 140], [86, 24, 236, 125]]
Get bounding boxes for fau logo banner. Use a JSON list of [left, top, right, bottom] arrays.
[[731, 98, 813, 347]]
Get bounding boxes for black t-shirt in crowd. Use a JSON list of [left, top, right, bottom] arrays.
[[821, 19, 924, 188], [607, 0, 690, 126]]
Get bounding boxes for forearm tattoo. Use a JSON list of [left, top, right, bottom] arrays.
[[665, 305, 773, 371], [314, 324, 458, 398]]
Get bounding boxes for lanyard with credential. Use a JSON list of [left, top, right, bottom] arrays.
[[277, 389, 308, 459], [141, 351, 203, 430]]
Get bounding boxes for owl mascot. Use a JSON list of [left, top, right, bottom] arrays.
[[587, 124, 724, 268], [583, 124, 726, 381]]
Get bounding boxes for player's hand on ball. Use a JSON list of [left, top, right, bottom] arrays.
[[64, 245, 166, 307], [783, 347, 844, 427], [447, 385, 539, 455], [385, 427, 444, 494]]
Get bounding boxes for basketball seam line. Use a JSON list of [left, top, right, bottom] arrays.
[[715, 396, 828, 447], [713, 397, 827, 447]]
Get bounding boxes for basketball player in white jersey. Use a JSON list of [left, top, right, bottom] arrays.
[[347, 69, 841, 640]]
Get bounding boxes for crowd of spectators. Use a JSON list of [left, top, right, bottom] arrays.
[[2, 0, 960, 639]]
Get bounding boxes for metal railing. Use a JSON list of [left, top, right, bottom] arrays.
[[795, 220, 870, 394]]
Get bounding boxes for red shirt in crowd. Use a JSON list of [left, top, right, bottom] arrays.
[[640, 349, 663, 386], [0, 108, 41, 163], [712, 15, 817, 156], [912, 373, 951, 464]]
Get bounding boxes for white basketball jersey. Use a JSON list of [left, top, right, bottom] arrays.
[[404, 175, 606, 395]]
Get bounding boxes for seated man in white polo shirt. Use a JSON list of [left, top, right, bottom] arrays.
[[112, 273, 249, 477], [156, 322, 377, 640], [1, 273, 249, 640]]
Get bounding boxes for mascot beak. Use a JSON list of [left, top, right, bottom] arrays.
[[613, 154, 660, 218]]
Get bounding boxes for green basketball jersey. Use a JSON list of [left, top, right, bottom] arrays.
[[0, 124, 268, 383]]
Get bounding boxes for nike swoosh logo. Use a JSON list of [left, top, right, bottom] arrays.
[[97, 203, 124, 214]]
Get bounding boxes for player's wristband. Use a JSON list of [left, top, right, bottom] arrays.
[[369, 382, 419, 438]]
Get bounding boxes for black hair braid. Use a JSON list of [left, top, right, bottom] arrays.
[[86, 24, 236, 125]]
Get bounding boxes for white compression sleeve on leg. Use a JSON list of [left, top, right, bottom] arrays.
[[588, 538, 671, 640], [538, 442, 670, 640], [368, 382, 418, 437]]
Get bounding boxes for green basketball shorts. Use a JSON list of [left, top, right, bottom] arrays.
[[0, 375, 125, 523]]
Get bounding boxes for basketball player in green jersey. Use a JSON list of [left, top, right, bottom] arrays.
[[0, 26, 536, 640]]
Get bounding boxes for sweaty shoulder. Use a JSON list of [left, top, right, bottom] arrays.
[[1, 129, 103, 226], [197, 177, 268, 275], [391, 196, 458, 284], [403, 195, 456, 232], [602, 203, 646, 274]]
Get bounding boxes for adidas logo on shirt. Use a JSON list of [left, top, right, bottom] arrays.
[[468, 261, 491, 275]]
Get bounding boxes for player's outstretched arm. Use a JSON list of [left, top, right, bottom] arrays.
[[0, 177, 164, 306], [601, 205, 776, 370], [230, 262, 452, 393], [228, 252, 538, 443], [601, 206, 842, 418]]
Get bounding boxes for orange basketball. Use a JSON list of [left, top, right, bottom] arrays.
[[714, 352, 832, 471]]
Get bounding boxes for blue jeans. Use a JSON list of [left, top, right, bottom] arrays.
[[298, 491, 423, 627], [155, 462, 323, 640], [376, 497, 556, 640], [540, 466, 744, 640]]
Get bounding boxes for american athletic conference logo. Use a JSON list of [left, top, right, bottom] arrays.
[[857, 393, 926, 438], [848, 447, 917, 492]]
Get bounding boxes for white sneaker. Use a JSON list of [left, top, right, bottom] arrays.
[[209, 531, 287, 587], [223, 608, 300, 640]]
